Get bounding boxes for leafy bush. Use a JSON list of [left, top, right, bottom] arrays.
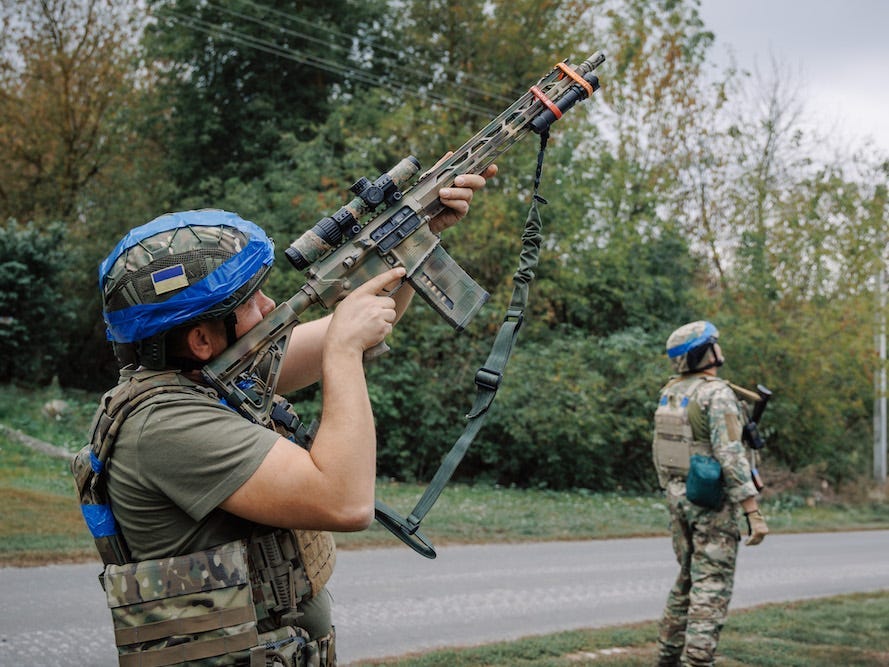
[[0, 220, 75, 384]]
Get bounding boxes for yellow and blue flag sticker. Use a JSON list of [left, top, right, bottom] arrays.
[[151, 264, 189, 295]]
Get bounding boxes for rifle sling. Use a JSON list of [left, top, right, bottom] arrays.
[[374, 130, 551, 558]]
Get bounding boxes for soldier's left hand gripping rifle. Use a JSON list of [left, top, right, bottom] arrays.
[[202, 52, 606, 556]]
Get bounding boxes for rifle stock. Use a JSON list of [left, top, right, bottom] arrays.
[[203, 52, 606, 427]]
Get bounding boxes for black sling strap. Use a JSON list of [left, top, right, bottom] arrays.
[[374, 130, 551, 558]]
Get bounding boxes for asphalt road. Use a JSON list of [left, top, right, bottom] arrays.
[[1, 531, 887, 666]]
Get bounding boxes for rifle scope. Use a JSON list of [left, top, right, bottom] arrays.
[[285, 156, 421, 271]]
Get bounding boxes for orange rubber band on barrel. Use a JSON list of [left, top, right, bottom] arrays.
[[529, 85, 562, 119], [556, 62, 593, 98]]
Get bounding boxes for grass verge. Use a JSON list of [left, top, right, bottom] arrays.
[[350, 591, 889, 666], [1, 382, 888, 564]]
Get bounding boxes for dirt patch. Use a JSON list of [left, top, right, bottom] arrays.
[[0, 487, 98, 567], [0, 487, 84, 535], [566, 644, 656, 662]]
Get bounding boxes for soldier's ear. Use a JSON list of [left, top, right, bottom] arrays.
[[186, 322, 226, 361]]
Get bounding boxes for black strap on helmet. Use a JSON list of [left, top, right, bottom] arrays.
[[223, 311, 239, 347], [115, 308, 242, 372], [686, 338, 723, 373]]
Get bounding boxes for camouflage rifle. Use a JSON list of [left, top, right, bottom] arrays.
[[202, 52, 605, 426], [730, 382, 772, 450], [730, 382, 773, 491], [201, 53, 605, 553]]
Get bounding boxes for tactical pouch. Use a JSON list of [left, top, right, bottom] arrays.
[[103, 539, 335, 667], [293, 530, 336, 598], [105, 540, 259, 666], [686, 454, 724, 509], [254, 625, 336, 667], [653, 438, 691, 476]]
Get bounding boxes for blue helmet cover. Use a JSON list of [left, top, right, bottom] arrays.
[[100, 210, 274, 343], [666, 321, 718, 359]]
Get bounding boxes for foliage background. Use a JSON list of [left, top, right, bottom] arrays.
[[1, 0, 887, 490]]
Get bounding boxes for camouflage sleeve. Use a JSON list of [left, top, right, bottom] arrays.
[[704, 383, 758, 503]]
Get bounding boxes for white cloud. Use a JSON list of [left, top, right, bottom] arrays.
[[698, 0, 889, 154]]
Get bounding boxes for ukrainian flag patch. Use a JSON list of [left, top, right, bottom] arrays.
[[151, 264, 189, 295]]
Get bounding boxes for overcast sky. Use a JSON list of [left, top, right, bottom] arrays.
[[697, 0, 889, 156]]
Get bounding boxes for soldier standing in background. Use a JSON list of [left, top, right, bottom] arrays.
[[651, 320, 769, 667]]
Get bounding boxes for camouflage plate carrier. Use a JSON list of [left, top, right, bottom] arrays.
[[71, 370, 336, 666], [651, 375, 715, 489]]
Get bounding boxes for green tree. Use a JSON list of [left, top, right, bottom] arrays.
[[0, 221, 74, 383], [0, 0, 172, 388], [143, 0, 395, 198], [691, 60, 889, 482], [0, 0, 152, 223], [462, 327, 665, 491], [511, 0, 716, 337]]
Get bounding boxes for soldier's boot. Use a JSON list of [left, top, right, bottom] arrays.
[[655, 638, 682, 667], [681, 636, 718, 667], [656, 616, 685, 667]]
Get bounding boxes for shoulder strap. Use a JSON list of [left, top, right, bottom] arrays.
[[374, 130, 552, 559], [684, 375, 727, 442], [659, 374, 707, 401], [92, 372, 199, 462], [72, 371, 207, 565]]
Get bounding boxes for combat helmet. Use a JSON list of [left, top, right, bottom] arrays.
[[99, 209, 274, 369], [665, 320, 724, 374]]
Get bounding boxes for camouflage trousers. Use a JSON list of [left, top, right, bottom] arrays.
[[656, 487, 740, 667]]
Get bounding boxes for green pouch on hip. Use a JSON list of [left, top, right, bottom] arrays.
[[686, 454, 724, 509]]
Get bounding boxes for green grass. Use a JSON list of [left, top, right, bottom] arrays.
[[1, 381, 888, 564], [335, 479, 889, 550], [351, 592, 889, 666], [335, 483, 676, 549], [0, 383, 99, 564]]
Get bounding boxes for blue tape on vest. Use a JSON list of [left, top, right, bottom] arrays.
[[81, 504, 120, 538], [89, 450, 103, 473]]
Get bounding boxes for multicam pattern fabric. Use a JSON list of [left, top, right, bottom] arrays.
[[684, 377, 757, 504], [102, 212, 270, 317], [653, 374, 758, 666], [656, 492, 740, 667], [105, 541, 259, 665], [104, 539, 337, 666], [105, 541, 250, 608]]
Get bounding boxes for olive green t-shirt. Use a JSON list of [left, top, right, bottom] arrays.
[[106, 379, 280, 561]]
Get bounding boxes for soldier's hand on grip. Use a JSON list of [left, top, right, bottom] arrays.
[[744, 508, 768, 546], [327, 267, 405, 353]]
